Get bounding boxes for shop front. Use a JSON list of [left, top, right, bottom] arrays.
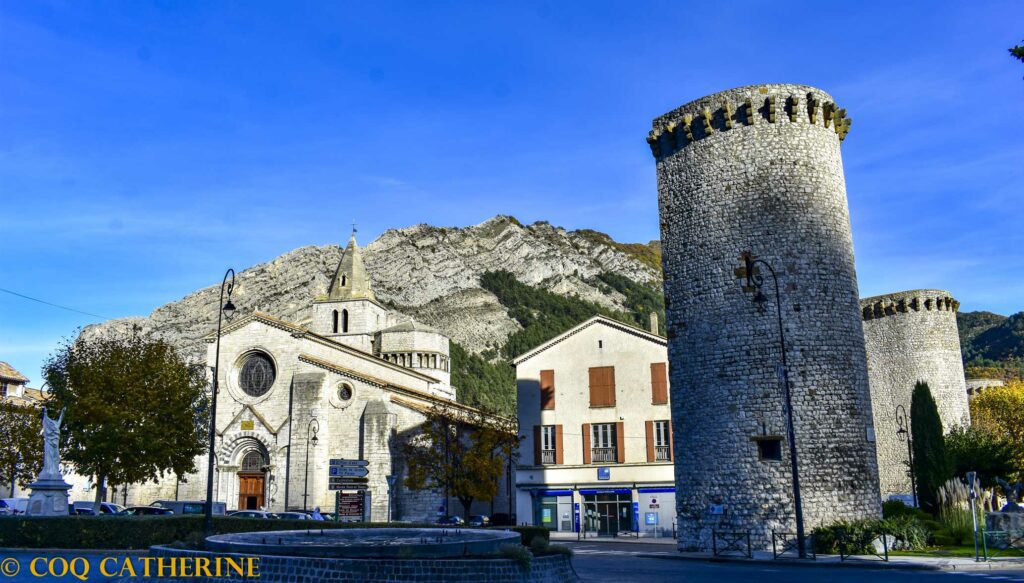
[[580, 489, 634, 536], [533, 490, 575, 532]]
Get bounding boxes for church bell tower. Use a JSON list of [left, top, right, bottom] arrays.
[[312, 230, 390, 352]]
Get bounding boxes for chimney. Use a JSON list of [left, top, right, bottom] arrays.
[[650, 312, 659, 335]]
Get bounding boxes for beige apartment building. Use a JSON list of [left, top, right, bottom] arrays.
[[514, 315, 675, 537]]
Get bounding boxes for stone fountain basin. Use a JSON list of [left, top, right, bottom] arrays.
[[204, 527, 521, 559]]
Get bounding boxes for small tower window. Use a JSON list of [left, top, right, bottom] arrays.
[[342, 309, 349, 333], [342, 275, 347, 287], [332, 310, 339, 334], [755, 437, 783, 461]]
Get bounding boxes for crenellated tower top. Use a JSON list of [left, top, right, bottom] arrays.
[[646, 84, 852, 160]]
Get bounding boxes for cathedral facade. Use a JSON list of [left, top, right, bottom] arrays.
[[129, 233, 501, 520]]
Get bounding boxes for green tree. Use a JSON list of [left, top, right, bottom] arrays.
[[402, 401, 511, 519], [971, 380, 1024, 444], [1011, 40, 1024, 68], [945, 425, 1022, 487], [43, 329, 209, 512], [0, 401, 43, 496], [911, 381, 951, 514]]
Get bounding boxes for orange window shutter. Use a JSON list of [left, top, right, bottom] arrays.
[[555, 425, 564, 465], [540, 370, 555, 410], [615, 421, 625, 463], [645, 420, 655, 462], [533, 425, 542, 465], [582, 423, 592, 464], [651, 362, 668, 404], [588, 368, 601, 407]]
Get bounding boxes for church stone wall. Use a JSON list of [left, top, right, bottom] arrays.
[[860, 290, 969, 500], [652, 84, 881, 550]]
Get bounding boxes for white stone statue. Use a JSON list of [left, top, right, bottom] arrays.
[[40, 407, 65, 479], [27, 406, 71, 516]]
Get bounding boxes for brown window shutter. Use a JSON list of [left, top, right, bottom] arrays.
[[582, 423, 591, 464], [668, 421, 674, 461], [555, 425, 564, 465], [533, 425, 542, 465], [615, 421, 625, 463], [540, 369, 555, 410], [645, 420, 655, 462], [589, 366, 616, 407], [607, 366, 617, 406], [651, 362, 668, 404]]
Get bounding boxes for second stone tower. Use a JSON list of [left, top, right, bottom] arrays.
[[652, 84, 881, 550]]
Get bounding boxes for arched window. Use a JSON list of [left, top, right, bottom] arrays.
[[240, 450, 265, 473], [342, 275, 347, 287], [342, 309, 349, 333], [332, 310, 339, 333]]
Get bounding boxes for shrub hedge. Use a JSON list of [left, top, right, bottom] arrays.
[[0, 516, 550, 550], [813, 515, 932, 554], [489, 525, 549, 548]]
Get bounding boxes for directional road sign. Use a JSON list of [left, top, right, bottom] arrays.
[[330, 459, 369, 467], [329, 477, 369, 491], [329, 466, 369, 478]]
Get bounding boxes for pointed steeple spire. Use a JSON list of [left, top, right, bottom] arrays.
[[327, 227, 375, 301]]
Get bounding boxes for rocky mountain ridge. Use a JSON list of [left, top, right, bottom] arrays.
[[85, 215, 663, 363]]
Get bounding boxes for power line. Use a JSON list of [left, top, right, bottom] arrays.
[[0, 287, 107, 320]]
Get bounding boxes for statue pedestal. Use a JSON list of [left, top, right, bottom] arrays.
[[26, 476, 72, 516]]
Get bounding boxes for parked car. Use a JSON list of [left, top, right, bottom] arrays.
[[274, 512, 311, 520], [0, 498, 28, 515], [72, 501, 125, 515], [121, 506, 174, 516], [151, 500, 226, 516], [228, 510, 276, 519], [467, 515, 490, 527], [436, 515, 464, 526]]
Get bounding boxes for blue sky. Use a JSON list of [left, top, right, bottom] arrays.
[[2, 1, 1022, 384]]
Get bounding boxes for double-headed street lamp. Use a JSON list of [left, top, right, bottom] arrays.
[[204, 269, 236, 534], [895, 404, 918, 507], [303, 418, 319, 511], [743, 252, 807, 559]]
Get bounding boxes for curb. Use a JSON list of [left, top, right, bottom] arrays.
[[0, 548, 149, 556], [633, 552, 1024, 572]]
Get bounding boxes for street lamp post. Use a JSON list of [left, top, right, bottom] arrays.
[[895, 404, 918, 507], [303, 418, 319, 511], [743, 252, 807, 559], [385, 475, 396, 523], [204, 269, 236, 535]]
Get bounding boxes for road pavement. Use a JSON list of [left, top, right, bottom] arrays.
[[564, 541, 1024, 583]]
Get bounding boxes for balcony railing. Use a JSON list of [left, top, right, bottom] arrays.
[[541, 450, 556, 465], [591, 447, 617, 463], [655, 445, 671, 461]]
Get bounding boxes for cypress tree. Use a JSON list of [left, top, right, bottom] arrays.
[[910, 381, 951, 514]]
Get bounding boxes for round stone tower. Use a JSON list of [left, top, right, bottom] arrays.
[[651, 84, 881, 550], [861, 290, 970, 501]]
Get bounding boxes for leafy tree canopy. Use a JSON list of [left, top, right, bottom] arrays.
[[945, 425, 1022, 487], [970, 380, 1024, 445], [0, 401, 43, 492], [402, 401, 517, 519], [43, 329, 210, 507]]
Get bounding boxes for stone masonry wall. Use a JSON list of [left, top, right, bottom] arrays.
[[150, 546, 578, 583], [653, 84, 881, 550], [861, 290, 970, 500]]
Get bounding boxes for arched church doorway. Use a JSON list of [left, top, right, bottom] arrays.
[[237, 449, 268, 510]]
